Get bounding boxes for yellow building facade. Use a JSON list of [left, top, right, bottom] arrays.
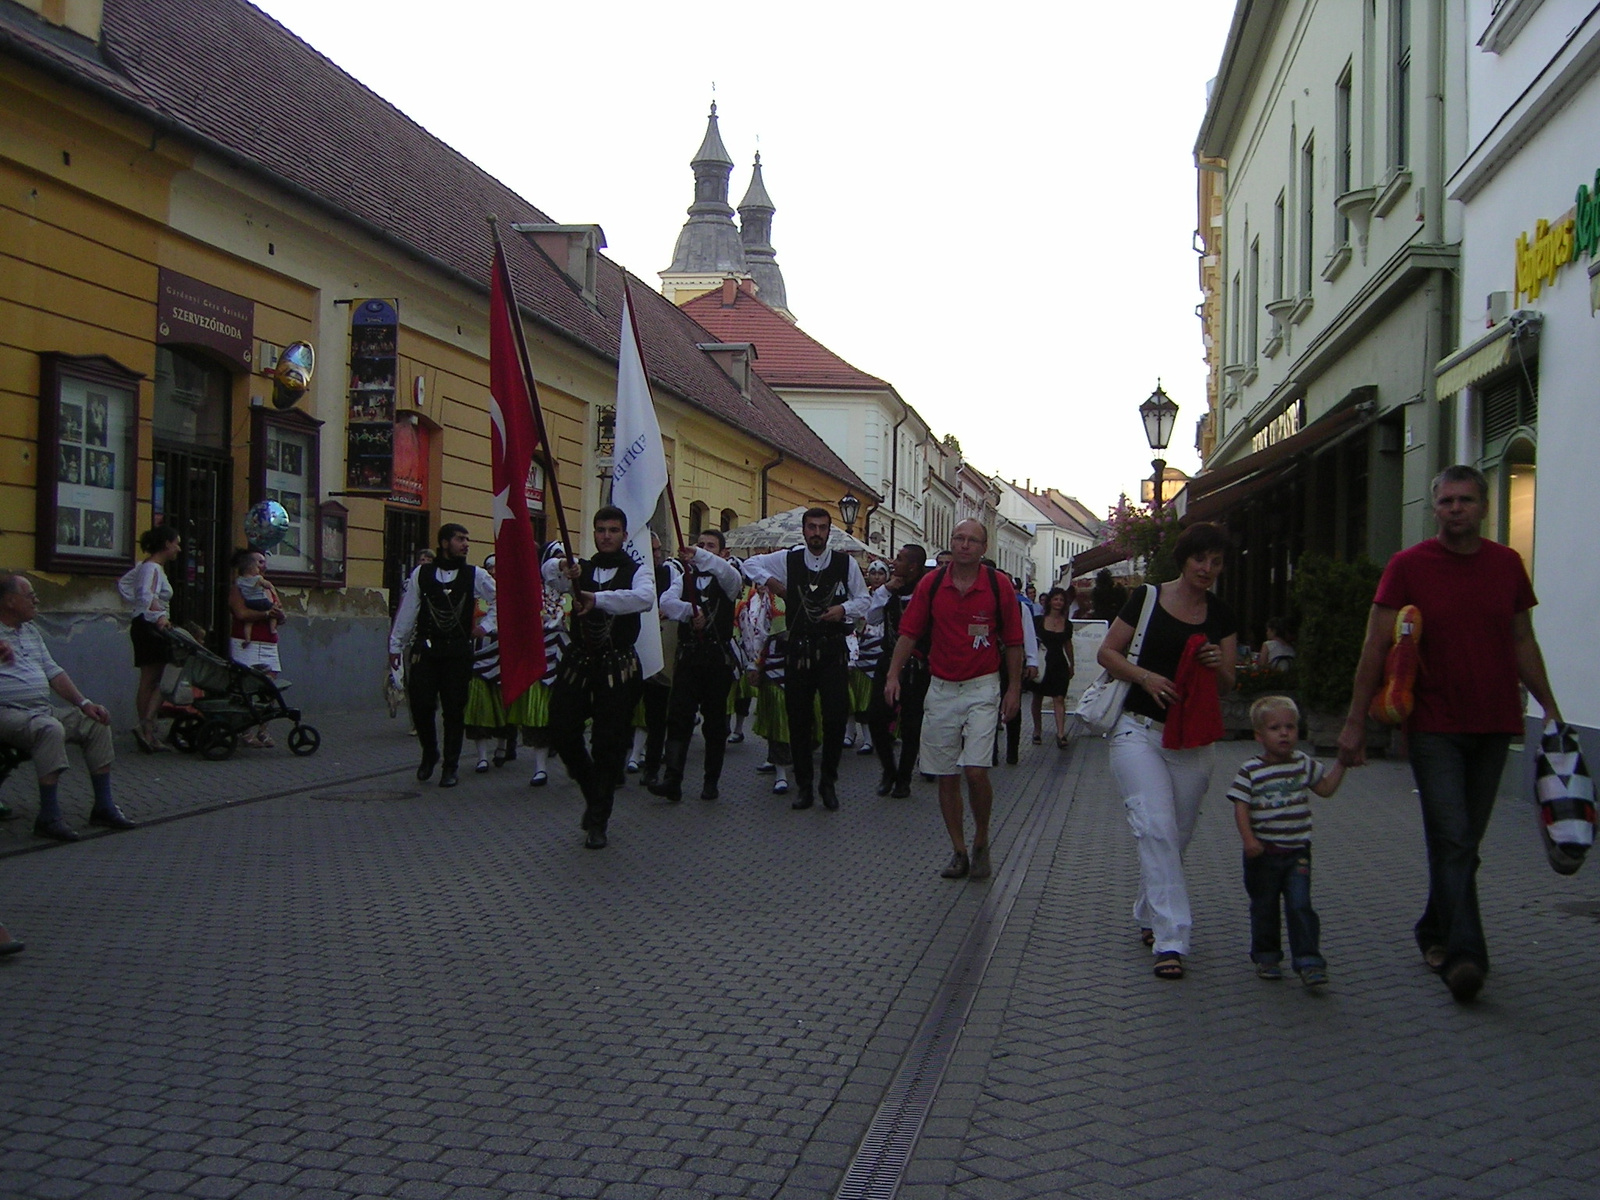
[[1, 0, 871, 712]]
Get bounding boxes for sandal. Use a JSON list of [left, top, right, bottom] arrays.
[[1140, 928, 1155, 948], [1057, 736, 1070, 749], [1031, 734, 1042, 745], [1153, 952, 1184, 980], [131, 728, 157, 754], [257, 734, 275, 749]]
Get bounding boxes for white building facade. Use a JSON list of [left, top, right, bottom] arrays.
[[1440, 0, 1600, 752]]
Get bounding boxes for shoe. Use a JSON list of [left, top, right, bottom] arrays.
[[1153, 952, 1185, 980], [438, 768, 459, 788], [1005, 753, 1018, 765], [772, 779, 790, 795], [0, 801, 13, 820], [640, 767, 660, 788], [756, 761, 776, 774], [33, 817, 79, 843], [941, 851, 969, 879], [876, 770, 895, 797], [529, 771, 548, 788], [891, 780, 911, 798], [416, 757, 438, 782], [1444, 960, 1485, 1002], [842, 734, 854, 748], [1031, 733, 1042, 745], [791, 789, 814, 810], [0, 939, 23, 957], [700, 783, 719, 801], [1255, 961, 1283, 981], [727, 731, 744, 744], [626, 759, 641, 774], [1298, 965, 1329, 989], [820, 782, 839, 810], [647, 779, 683, 803], [492, 748, 507, 767], [584, 828, 608, 850], [88, 807, 137, 831], [475, 759, 490, 774], [131, 727, 157, 754], [857, 741, 875, 755], [968, 844, 991, 880]]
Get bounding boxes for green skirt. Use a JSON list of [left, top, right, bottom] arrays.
[[753, 683, 790, 744], [848, 668, 873, 714], [464, 677, 506, 729], [506, 681, 552, 729]]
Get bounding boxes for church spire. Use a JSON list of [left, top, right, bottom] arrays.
[[662, 103, 749, 284], [738, 151, 790, 318]]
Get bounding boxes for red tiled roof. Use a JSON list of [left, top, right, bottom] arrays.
[[1020, 490, 1096, 540], [682, 284, 891, 391], [0, 0, 873, 498]]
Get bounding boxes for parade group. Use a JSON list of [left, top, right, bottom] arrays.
[[385, 504, 1055, 866]]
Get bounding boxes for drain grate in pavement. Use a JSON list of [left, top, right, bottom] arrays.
[[834, 748, 1077, 1200], [309, 788, 421, 803]]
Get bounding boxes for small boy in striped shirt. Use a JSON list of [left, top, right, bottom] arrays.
[[1228, 695, 1347, 987]]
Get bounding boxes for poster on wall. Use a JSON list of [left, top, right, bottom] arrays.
[[389, 414, 428, 507], [345, 298, 399, 492]]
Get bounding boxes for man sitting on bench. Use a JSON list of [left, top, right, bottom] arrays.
[[0, 571, 135, 841]]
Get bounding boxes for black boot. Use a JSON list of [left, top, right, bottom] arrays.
[[820, 781, 839, 810], [647, 740, 688, 802]]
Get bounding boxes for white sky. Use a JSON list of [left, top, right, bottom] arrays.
[[252, 0, 1236, 519]]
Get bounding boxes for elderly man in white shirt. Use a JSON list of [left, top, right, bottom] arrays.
[[542, 505, 657, 849], [0, 571, 135, 841], [741, 507, 870, 811]]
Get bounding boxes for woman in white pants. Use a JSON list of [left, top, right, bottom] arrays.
[[1097, 523, 1237, 980]]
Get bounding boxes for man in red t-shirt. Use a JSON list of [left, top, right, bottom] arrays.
[[884, 519, 1023, 882], [1340, 465, 1561, 1002]]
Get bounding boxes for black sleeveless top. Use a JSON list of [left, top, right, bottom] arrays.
[[785, 548, 851, 641]]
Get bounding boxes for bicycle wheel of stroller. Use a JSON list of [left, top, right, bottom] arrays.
[[198, 721, 238, 761], [168, 714, 204, 753], [287, 724, 321, 757]]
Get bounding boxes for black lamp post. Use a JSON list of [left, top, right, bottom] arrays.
[[838, 491, 860, 536], [1138, 382, 1179, 515]]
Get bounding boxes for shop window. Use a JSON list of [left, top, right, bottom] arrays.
[[35, 354, 142, 575], [154, 346, 229, 450], [250, 406, 324, 586], [1505, 448, 1536, 569]]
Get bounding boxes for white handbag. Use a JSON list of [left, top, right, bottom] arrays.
[[1072, 584, 1158, 736]]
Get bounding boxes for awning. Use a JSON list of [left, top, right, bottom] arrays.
[[1434, 312, 1542, 397], [1069, 541, 1133, 578], [1181, 463, 1297, 525], [1185, 403, 1365, 502]]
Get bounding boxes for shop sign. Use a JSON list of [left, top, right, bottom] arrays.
[[1513, 168, 1600, 304], [156, 268, 254, 369], [346, 298, 399, 492], [1250, 399, 1303, 454]]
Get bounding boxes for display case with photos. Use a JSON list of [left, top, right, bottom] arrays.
[[250, 405, 324, 586], [36, 354, 141, 574]]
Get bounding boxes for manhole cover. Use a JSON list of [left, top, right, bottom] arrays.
[[310, 789, 421, 803], [1555, 901, 1600, 921]]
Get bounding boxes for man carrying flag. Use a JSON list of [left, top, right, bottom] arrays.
[[487, 241, 546, 711]]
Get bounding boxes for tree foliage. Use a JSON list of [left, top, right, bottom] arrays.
[[1289, 553, 1383, 713], [1104, 501, 1181, 583]]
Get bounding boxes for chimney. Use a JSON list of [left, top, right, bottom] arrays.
[[721, 277, 739, 306]]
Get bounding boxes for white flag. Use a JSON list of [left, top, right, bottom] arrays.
[[612, 286, 669, 677]]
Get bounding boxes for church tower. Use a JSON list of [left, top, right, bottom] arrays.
[[660, 103, 750, 306], [738, 152, 791, 320]]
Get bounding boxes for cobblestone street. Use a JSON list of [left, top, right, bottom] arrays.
[[2, 712, 1598, 1199]]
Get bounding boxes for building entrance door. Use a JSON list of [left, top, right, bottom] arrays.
[[152, 447, 232, 649], [384, 508, 433, 617]]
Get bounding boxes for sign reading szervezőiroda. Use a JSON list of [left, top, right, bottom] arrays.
[[345, 298, 399, 492], [156, 269, 255, 369]]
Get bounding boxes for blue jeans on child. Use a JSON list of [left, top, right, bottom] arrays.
[[1243, 844, 1323, 970]]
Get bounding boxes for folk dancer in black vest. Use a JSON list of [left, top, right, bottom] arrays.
[[389, 523, 496, 788], [542, 506, 655, 849], [649, 527, 744, 802], [867, 543, 929, 797], [741, 507, 870, 810], [633, 533, 677, 787]]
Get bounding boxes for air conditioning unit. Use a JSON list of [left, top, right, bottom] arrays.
[[1486, 291, 1511, 326]]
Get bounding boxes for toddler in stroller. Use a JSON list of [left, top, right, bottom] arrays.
[[158, 627, 320, 760]]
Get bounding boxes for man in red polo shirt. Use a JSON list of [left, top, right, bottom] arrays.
[[884, 519, 1024, 881], [1340, 465, 1561, 1003]]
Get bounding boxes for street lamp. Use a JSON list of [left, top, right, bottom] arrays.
[[838, 491, 860, 535], [1139, 381, 1179, 514]]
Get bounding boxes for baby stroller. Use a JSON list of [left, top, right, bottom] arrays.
[[158, 627, 321, 760]]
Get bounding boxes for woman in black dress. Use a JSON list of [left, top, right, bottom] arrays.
[[1035, 588, 1075, 746]]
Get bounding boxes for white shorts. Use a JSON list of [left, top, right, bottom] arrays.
[[919, 672, 1001, 776], [230, 639, 281, 673]]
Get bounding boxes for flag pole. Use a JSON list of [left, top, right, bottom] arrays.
[[489, 215, 576, 566]]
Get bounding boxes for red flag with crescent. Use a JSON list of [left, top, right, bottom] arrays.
[[489, 245, 546, 704]]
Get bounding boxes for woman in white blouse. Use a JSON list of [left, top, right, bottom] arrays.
[[128, 525, 181, 752]]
